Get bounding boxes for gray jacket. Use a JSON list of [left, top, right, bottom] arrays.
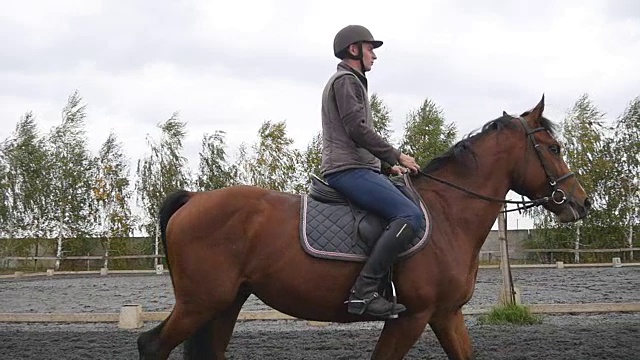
[[320, 62, 401, 177]]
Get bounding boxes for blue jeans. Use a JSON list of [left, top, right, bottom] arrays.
[[324, 168, 423, 232]]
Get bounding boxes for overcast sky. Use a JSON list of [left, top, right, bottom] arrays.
[[1, 0, 639, 229]]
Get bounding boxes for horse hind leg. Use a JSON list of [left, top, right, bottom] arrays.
[[183, 290, 251, 360], [138, 277, 242, 360], [137, 299, 219, 360]]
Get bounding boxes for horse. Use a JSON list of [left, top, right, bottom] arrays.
[[137, 96, 591, 360]]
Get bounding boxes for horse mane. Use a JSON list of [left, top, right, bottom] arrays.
[[421, 111, 559, 174]]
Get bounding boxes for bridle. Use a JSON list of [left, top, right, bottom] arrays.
[[415, 115, 576, 214], [516, 115, 576, 206]]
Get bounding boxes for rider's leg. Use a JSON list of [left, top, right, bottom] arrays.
[[325, 168, 423, 318]]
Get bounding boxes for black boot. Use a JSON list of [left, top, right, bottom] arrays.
[[346, 219, 415, 318]]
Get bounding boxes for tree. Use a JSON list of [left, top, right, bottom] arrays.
[[231, 142, 251, 185], [370, 93, 393, 143], [290, 131, 323, 194], [94, 131, 136, 269], [243, 120, 299, 192], [528, 94, 614, 256], [302, 131, 322, 177], [0, 112, 51, 267], [136, 112, 191, 264], [400, 98, 457, 167], [46, 91, 99, 269], [610, 97, 640, 251], [196, 130, 236, 191], [562, 94, 608, 202], [0, 149, 9, 237], [0, 113, 50, 238]]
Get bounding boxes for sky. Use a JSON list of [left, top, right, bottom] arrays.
[[1, 0, 639, 230]]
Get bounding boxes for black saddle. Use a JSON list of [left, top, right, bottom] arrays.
[[308, 173, 422, 208]]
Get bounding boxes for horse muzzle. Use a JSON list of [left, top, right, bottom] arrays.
[[556, 197, 591, 223]]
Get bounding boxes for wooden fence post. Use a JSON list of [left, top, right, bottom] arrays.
[[498, 205, 518, 306]]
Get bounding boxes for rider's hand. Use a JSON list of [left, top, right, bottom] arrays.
[[388, 165, 405, 175], [398, 153, 419, 174]]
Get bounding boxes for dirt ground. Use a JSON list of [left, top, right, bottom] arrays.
[[0, 314, 638, 359], [0, 267, 638, 359], [1, 267, 638, 313]]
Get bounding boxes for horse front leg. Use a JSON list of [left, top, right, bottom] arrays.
[[429, 309, 474, 360], [370, 312, 430, 360]]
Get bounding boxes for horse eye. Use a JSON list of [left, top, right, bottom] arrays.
[[549, 145, 561, 154]]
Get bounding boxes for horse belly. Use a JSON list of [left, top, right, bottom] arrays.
[[249, 257, 362, 323]]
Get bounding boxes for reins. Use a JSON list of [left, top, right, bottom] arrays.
[[409, 115, 574, 215], [415, 170, 548, 214]]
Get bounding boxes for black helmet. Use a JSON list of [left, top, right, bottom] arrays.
[[333, 25, 383, 59]]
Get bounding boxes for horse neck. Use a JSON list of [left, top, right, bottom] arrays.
[[415, 134, 519, 257]]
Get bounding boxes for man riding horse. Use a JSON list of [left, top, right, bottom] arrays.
[[320, 24, 422, 319]]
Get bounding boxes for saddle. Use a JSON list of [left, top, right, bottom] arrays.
[[299, 173, 431, 262]]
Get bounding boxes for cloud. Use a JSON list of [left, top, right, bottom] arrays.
[[1, 0, 639, 229]]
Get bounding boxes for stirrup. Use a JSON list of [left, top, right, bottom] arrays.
[[344, 291, 404, 318], [344, 291, 380, 316], [388, 281, 399, 319], [343, 292, 379, 305]]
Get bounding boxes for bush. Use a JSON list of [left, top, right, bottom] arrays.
[[478, 304, 542, 325]]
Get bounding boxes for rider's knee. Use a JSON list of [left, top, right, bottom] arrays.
[[398, 207, 423, 234]]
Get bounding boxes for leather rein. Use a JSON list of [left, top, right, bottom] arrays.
[[414, 116, 575, 214]]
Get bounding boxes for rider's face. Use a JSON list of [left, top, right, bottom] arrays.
[[349, 42, 377, 72], [361, 43, 377, 72]]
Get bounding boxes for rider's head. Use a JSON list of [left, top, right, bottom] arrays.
[[333, 25, 382, 73]]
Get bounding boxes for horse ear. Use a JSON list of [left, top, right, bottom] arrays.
[[503, 111, 508, 116], [525, 94, 545, 120]]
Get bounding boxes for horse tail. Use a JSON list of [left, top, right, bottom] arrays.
[[158, 189, 191, 273]]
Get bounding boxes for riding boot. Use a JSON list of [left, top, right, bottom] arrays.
[[346, 218, 415, 318]]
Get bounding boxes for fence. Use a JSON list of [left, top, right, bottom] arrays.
[[4, 248, 640, 272], [479, 247, 640, 263]]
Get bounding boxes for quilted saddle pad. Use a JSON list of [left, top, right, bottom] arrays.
[[298, 176, 432, 262]]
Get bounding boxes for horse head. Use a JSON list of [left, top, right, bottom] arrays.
[[507, 95, 591, 223]]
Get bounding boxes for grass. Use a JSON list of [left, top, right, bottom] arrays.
[[478, 304, 543, 325]]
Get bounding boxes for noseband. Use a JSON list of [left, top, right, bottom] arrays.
[[416, 115, 576, 212]]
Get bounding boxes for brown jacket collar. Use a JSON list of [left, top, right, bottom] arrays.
[[337, 60, 368, 90]]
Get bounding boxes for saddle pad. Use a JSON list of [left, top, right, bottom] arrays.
[[299, 184, 432, 262]]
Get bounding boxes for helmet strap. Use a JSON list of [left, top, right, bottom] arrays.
[[346, 42, 366, 75]]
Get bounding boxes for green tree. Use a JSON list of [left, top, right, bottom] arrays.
[[136, 112, 191, 264], [303, 131, 322, 177], [0, 113, 50, 238], [0, 112, 51, 266], [94, 131, 136, 269], [370, 93, 393, 143], [562, 94, 608, 203], [196, 130, 237, 191], [231, 143, 251, 185], [0, 149, 9, 237], [400, 98, 457, 167], [46, 91, 99, 269], [243, 120, 299, 192], [290, 131, 323, 194], [610, 97, 640, 251], [529, 94, 613, 257]]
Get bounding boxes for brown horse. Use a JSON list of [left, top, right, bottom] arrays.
[[137, 96, 591, 360]]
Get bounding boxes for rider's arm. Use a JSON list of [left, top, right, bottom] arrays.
[[333, 75, 401, 165]]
